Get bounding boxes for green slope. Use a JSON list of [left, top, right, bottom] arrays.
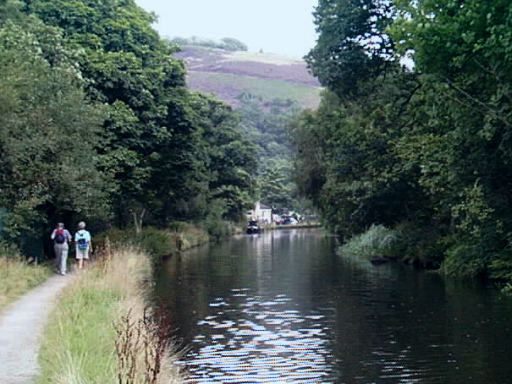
[[187, 71, 322, 109]]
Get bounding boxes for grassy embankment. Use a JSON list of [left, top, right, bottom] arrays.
[[0, 243, 52, 312], [37, 224, 218, 383], [37, 246, 184, 384]]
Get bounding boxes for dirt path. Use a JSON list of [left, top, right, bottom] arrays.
[[0, 274, 72, 384]]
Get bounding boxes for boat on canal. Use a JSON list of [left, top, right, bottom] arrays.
[[246, 220, 262, 234]]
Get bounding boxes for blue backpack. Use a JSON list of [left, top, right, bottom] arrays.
[[76, 231, 88, 250]]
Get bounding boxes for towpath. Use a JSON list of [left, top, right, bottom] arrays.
[[0, 274, 72, 384]]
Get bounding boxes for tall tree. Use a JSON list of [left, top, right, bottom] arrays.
[[306, 0, 395, 98], [0, 19, 109, 241], [24, 0, 257, 227]]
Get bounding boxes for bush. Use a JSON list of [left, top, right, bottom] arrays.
[[202, 219, 236, 241], [502, 283, 512, 295], [441, 243, 487, 278], [179, 226, 209, 251], [0, 241, 21, 260], [199, 198, 236, 241], [393, 222, 446, 268], [337, 224, 401, 260], [137, 228, 177, 261], [95, 228, 176, 264], [94, 228, 135, 249], [96, 225, 211, 261], [168, 221, 190, 232], [488, 251, 512, 282]]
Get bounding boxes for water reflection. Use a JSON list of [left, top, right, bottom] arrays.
[[184, 289, 333, 383], [154, 230, 512, 384]]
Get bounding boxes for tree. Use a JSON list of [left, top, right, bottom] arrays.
[[294, 0, 512, 281], [0, 20, 110, 242], [390, 0, 512, 277], [236, 95, 304, 211], [0, 0, 258, 246], [306, 0, 395, 98], [221, 37, 247, 51], [26, 0, 257, 227]]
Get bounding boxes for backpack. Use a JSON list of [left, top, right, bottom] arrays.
[[76, 231, 88, 250], [54, 229, 66, 244]]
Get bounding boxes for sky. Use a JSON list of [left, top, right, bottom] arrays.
[[135, 0, 318, 59]]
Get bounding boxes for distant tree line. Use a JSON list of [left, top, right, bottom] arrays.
[[171, 36, 248, 52], [294, 0, 512, 283], [0, 0, 257, 255], [236, 93, 304, 212]]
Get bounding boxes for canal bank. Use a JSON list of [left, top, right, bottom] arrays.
[[263, 222, 321, 230], [34, 223, 237, 383], [37, 247, 184, 384], [154, 228, 512, 383]]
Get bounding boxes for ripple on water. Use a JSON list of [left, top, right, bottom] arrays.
[[183, 290, 334, 383]]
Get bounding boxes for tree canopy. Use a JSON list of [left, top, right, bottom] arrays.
[[0, 0, 257, 253], [295, 0, 512, 283]]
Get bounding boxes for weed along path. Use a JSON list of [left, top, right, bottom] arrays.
[[0, 274, 72, 384]]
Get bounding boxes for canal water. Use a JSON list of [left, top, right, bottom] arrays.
[[154, 229, 512, 383]]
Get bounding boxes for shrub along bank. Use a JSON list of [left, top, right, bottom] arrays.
[[95, 225, 210, 262], [337, 225, 402, 263], [37, 247, 183, 384], [95, 220, 241, 264]]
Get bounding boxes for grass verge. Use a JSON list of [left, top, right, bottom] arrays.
[[0, 244, 52, 312], [37, 247, 183, 384]]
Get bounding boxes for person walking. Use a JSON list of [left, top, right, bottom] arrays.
[[50, 222, 71, 275], [74, 221, 92, 269]]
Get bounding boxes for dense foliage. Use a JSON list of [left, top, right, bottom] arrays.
[[236, 94, 303, 212], [0, 0, 256, 254], [295, 0, 512, 282]]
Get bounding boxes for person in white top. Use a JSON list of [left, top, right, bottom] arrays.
[[74, 221, 92, 269]]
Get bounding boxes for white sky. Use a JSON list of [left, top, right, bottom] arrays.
[[135, 0, 318, 59]]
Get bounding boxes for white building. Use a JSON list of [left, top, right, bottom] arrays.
[[246, 201, 272, 224]]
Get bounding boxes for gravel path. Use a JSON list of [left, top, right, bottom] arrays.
[[0, 274, 72, 384]]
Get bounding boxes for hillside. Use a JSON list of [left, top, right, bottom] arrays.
[[173, 46, 322, 108]]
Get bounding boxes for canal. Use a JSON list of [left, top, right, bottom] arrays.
[[154, 229, 512, 383]]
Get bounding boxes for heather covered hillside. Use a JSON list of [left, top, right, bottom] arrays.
[[174, 46, 322, 108], [170, 42, 318, 212]]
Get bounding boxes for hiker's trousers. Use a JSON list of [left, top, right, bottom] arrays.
[[54, 243, 68, 274]]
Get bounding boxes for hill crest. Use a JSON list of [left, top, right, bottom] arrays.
[[174, 46, 321, 108]]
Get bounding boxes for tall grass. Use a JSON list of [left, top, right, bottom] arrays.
[[0, 243, 52, 312], [37, 247, 183, 384], [337, 224, 401, 260]]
